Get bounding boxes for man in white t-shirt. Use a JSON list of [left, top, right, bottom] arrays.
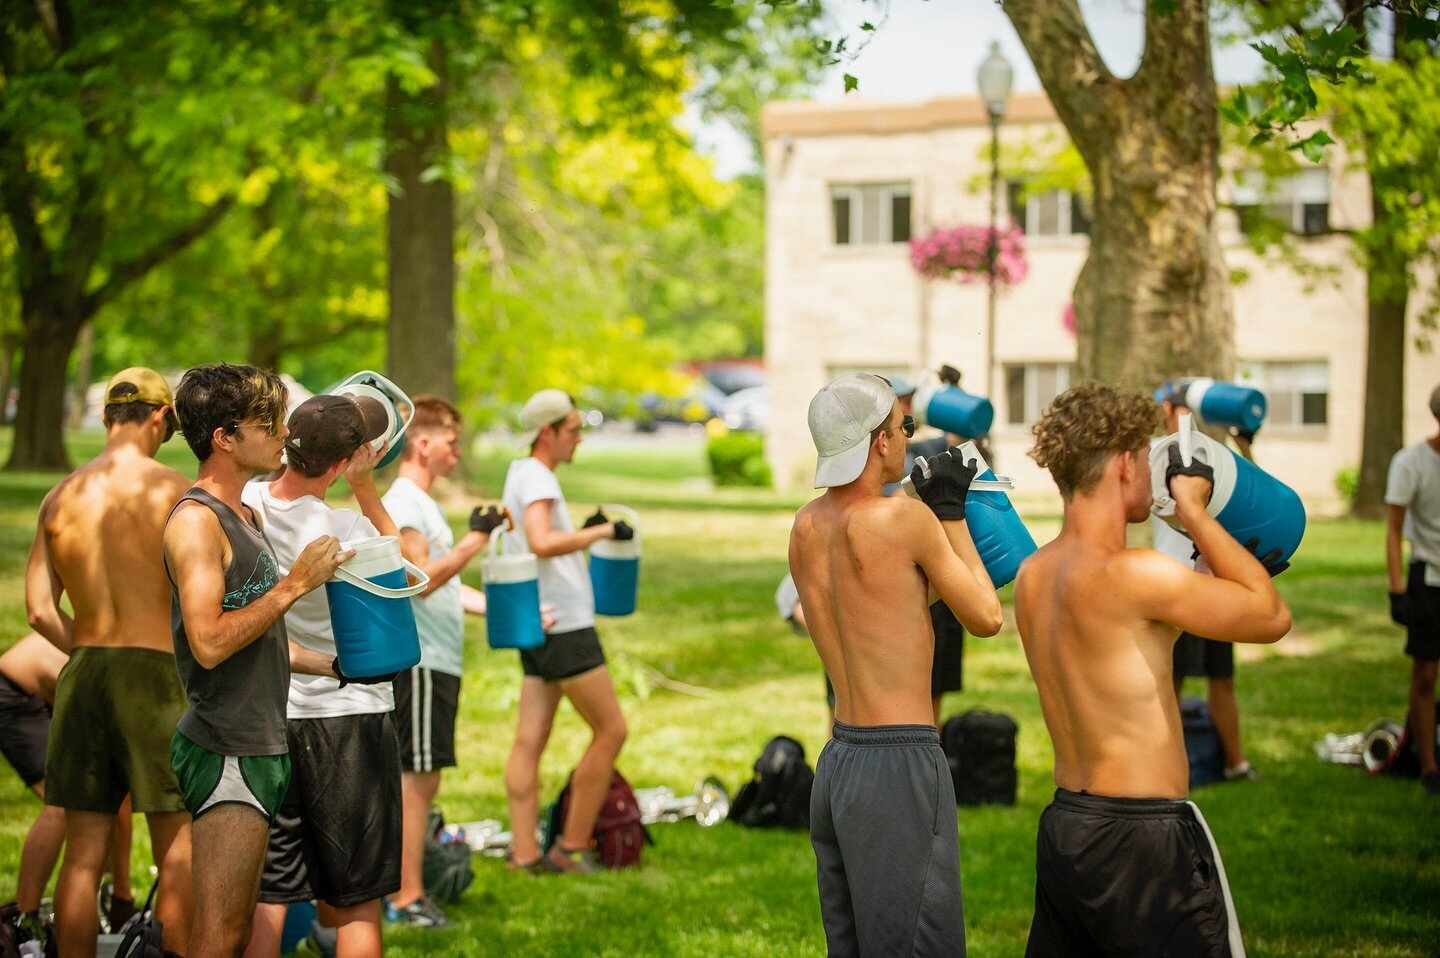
[[239, 393, 403, 956], [381, 396, 506, 926], [501, 390, 630, 875], [1385, 383, 1440, 795]]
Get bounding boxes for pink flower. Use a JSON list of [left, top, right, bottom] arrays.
[[908, 225, 1027, 286], [1061, 302, 1075, 335]]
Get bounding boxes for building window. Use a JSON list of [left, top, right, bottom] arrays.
[[1006, 182, 1091, 237], [831, 183, 912, 246], [1235, 361, 1329, 427], [1005, 362, 1075, 425], [1232, 168, 1331, 236]]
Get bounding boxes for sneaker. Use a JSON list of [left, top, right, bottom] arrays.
[[383, 897, 448, 928], [1421, 770, 1440, 795], [505, 855, 548, 875], [545, 844, 602, 875], [293, 934, 336, 958], [1223, 761, 1260, 782]]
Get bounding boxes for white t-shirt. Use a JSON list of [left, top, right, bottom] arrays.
[[240, 481, 393, 718], [1385, 440, 1440, 567], [381, 476, 465, 677], [502, 457, 595, 633]]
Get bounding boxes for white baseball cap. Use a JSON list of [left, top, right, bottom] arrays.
[[518, 389, 576, 447], [808, 373, 896, 488]]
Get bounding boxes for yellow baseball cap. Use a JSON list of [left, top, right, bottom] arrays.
[[105, 367, 180, 435]]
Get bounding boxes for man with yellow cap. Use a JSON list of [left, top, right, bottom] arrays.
[[25, 366, 195, 955]]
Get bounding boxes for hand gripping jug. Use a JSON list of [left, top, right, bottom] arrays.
[[590, 505, 640, 616], [330, 370, 415, 469], [903, 441, 1037, 587], [1149, 414, 1305, 568], [482, 531, 545, 650], [1169, 378, 1267, 434], [912, 377, 995, 438], [326, 536, 428, 677]]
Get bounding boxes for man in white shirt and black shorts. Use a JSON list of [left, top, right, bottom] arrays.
[[241, 393, 405, 956], [501, 390, 631, 875], [382, 396, 505, 926], [1385, 383, 1440, 796]]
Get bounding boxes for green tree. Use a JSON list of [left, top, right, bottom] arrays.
[[1002, 0, 1236, 390]]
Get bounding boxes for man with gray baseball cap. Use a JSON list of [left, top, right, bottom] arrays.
[[790, 372, 1003, 956]]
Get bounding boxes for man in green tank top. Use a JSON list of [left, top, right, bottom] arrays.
[[164, 364, 350, 958]]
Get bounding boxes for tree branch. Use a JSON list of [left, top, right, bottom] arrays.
[[81, 195, 237, 319], [1003, 0, 1121, 154], [1136, 0, 1216, 108]]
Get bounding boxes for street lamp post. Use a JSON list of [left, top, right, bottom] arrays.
[[977, 41, 1013, 401]]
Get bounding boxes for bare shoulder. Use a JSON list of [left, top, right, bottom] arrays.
[[165, 497, 220, 544], [1109, 548, 1191, 597]]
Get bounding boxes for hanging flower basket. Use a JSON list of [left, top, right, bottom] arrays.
[[908, 225, 1028, 286]]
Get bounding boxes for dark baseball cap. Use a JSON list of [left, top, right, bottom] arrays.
[[284, 394, 389, 474]]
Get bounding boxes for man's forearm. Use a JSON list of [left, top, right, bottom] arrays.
[[352, 480, 400, 540], [185, 578, 305, 669], [289, 641, 337, 677], [417, 531, 485, 595], [1387, 523, 1406, 594]]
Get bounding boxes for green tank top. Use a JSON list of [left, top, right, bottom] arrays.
[[169, 487, 290, 755]]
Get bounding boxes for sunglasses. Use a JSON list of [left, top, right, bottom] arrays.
[[891, 415, 915, 439]]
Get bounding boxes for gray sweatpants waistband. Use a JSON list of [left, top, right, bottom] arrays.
[[1053, 787, 1190, 820], [830, 719, 940, 747]]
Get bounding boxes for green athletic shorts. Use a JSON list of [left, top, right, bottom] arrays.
[[170, 730, 291, 821], [45, 647, 187, 814]]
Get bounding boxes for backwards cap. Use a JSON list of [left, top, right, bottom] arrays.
[[808, 373, 895, 488]]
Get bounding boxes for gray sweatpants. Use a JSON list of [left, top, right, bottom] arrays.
[[811, 720, 965, 957]]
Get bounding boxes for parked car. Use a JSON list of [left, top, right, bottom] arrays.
[[721, 386, 768, 433]]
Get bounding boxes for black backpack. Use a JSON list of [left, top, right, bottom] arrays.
[[422, 808, 475, 903], [1181, 696, 1225, 788], [729, 735, 814, 829], [941, 709, 1018, 806]]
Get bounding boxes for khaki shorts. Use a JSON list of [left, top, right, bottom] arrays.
[[45, 647, 187, 814]]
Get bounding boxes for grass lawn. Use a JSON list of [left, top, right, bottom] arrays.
[[0, 428, 1435, 955]]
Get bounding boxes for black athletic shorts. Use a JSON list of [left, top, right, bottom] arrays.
[[0, 672, 50, 787], [259, 712, 402, 907], [1173, 632, 1235, 680], [931, 601, 965, 697], [1026, 788, 1244, 958], [520, 626, 606, 682], [1405, 561, 1440, 661], [392, 668, 460, 772], [812, 721, 964, 957]]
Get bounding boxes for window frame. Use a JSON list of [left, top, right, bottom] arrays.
[[1231, 168, 1331, 237], [1004, 361, 1076, 426], [829, 182, 913, 248], [1234, 360, 1330, 431]]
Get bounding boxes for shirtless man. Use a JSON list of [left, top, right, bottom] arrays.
[[1015, 382, 1290, 957], [164, 364, 349, 958], [789, 373, 1003, 957], [25, 366, 194, 957]]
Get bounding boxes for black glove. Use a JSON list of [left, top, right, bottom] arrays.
[[333, 657, 399, 688], [583, 508, 609, 529], [1241, 537, 1289, 577], [469, 505, 506, 535], [1390, 592, 1410, 627], [1165, 444, 1214, 502], [909, 447, 978, 521], [612, 520, 635, 541]]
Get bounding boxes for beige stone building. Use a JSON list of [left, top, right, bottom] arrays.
[[762, 91, 1439, 502]]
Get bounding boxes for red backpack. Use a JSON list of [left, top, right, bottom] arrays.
[[545, 769, 653, 868]]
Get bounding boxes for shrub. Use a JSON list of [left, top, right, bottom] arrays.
[[1334, 465, 1359, 504], [708, 431, 771, 487]]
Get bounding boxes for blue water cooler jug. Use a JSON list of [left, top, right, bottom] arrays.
[[590, 505, 640, 616], [1174, 378, 1267, 434], [482, 532, 545, 649], [903, 441, 1037, 587], [329, 370, 416, 469], [913, 379, 995, 438], [1149, 420, 1305, 568], [325, 536, 427, 677]]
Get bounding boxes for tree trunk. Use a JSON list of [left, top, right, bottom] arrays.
[[7, 299, 84, 471], [1353, 223, 1409, 518], [384, 36, 456, 402], [1005, 0, 1233, 391], [67, 322, 93, 430]]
